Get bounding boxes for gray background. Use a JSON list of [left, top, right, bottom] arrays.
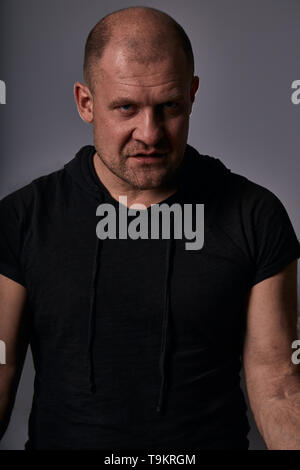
[[0, 0, 299, 450]]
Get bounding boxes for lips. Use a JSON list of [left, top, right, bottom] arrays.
[[131, 154, 166, 164], [132, 153, 166, 157]]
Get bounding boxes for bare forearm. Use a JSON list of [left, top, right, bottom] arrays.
[[253, 380, 300, 450]]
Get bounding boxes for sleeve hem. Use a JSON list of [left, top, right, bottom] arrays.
[[0, 262, 26, 287], [251, 248, 300, 287], [251, 249, 300, 287]]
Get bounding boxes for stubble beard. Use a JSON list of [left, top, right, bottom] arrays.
[[95, 149, 181, 191]]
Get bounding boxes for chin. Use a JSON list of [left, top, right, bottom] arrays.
[[132, 170, 172, 191], [128, 180, 163, 191]]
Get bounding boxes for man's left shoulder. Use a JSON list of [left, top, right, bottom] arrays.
[[228, 170, 292, 219]]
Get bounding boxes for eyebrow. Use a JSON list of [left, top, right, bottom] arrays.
[[108, 95, 184, 109]]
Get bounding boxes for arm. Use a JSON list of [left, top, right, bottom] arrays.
[[243, 259, 300, 450], [0, 274, 29, 441]]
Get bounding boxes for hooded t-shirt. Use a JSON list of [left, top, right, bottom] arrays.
[[0, 144, 300, 450]]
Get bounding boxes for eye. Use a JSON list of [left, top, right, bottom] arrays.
[[120, 104, 132, 111], [161, 102, 181, 114], [163, 101, 178, 109], [116, 104, 137, 117], [118, 104, 136, 115]]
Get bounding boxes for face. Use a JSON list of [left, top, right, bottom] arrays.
[[75, 43, 199, 191]]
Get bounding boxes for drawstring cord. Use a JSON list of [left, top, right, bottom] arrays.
[[87, 235, 102, 393], [87, 193, 175, 412], [156, 237, 174, 413], [87, 191, 104, 394]]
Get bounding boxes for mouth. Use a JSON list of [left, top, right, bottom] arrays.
[[131, 153, 167, 162]]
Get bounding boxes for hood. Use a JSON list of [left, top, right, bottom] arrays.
[[64, 144, 231, 413], [64, 145, 109, 202], [64, 143, 230, 202]]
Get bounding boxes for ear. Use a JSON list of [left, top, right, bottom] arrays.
[[74, 81, 94, 123], [189, 76, 199, 112]]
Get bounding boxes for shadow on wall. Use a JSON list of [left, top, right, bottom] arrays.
[[240, 369, 267, 450]]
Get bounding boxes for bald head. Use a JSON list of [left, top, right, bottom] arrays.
[[83, 7, 195, 90]]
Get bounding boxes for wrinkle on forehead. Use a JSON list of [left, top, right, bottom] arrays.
[[109, 78, 184, 90], [97, 69, 186, 91], [95, 46, 188, 89]]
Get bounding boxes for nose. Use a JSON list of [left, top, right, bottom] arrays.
[[132, 108, 165, 146]]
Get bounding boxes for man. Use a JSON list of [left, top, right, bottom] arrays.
[[1, 6, 300, 450]]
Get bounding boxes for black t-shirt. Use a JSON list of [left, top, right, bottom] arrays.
[[0, 144, 299, 450]]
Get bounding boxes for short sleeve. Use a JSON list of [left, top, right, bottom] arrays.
[[245, 186, 300, 286], [0, 193, 26, 286]]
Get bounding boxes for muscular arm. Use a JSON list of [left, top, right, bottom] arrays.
[[0, 274, 29, 440], [243, 260, 300, 450]]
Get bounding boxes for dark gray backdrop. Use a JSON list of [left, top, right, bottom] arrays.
[[0, 0, 299, 450]]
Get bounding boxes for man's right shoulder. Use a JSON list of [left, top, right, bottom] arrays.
[[0, 166, 67, 213]]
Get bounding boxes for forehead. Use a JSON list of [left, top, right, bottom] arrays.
[[94, 43, 190, 95]]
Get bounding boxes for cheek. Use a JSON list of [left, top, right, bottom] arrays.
[[93, 113, 121, 140], [167, 115, 189, 139], [94, 117, 134, 152]]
